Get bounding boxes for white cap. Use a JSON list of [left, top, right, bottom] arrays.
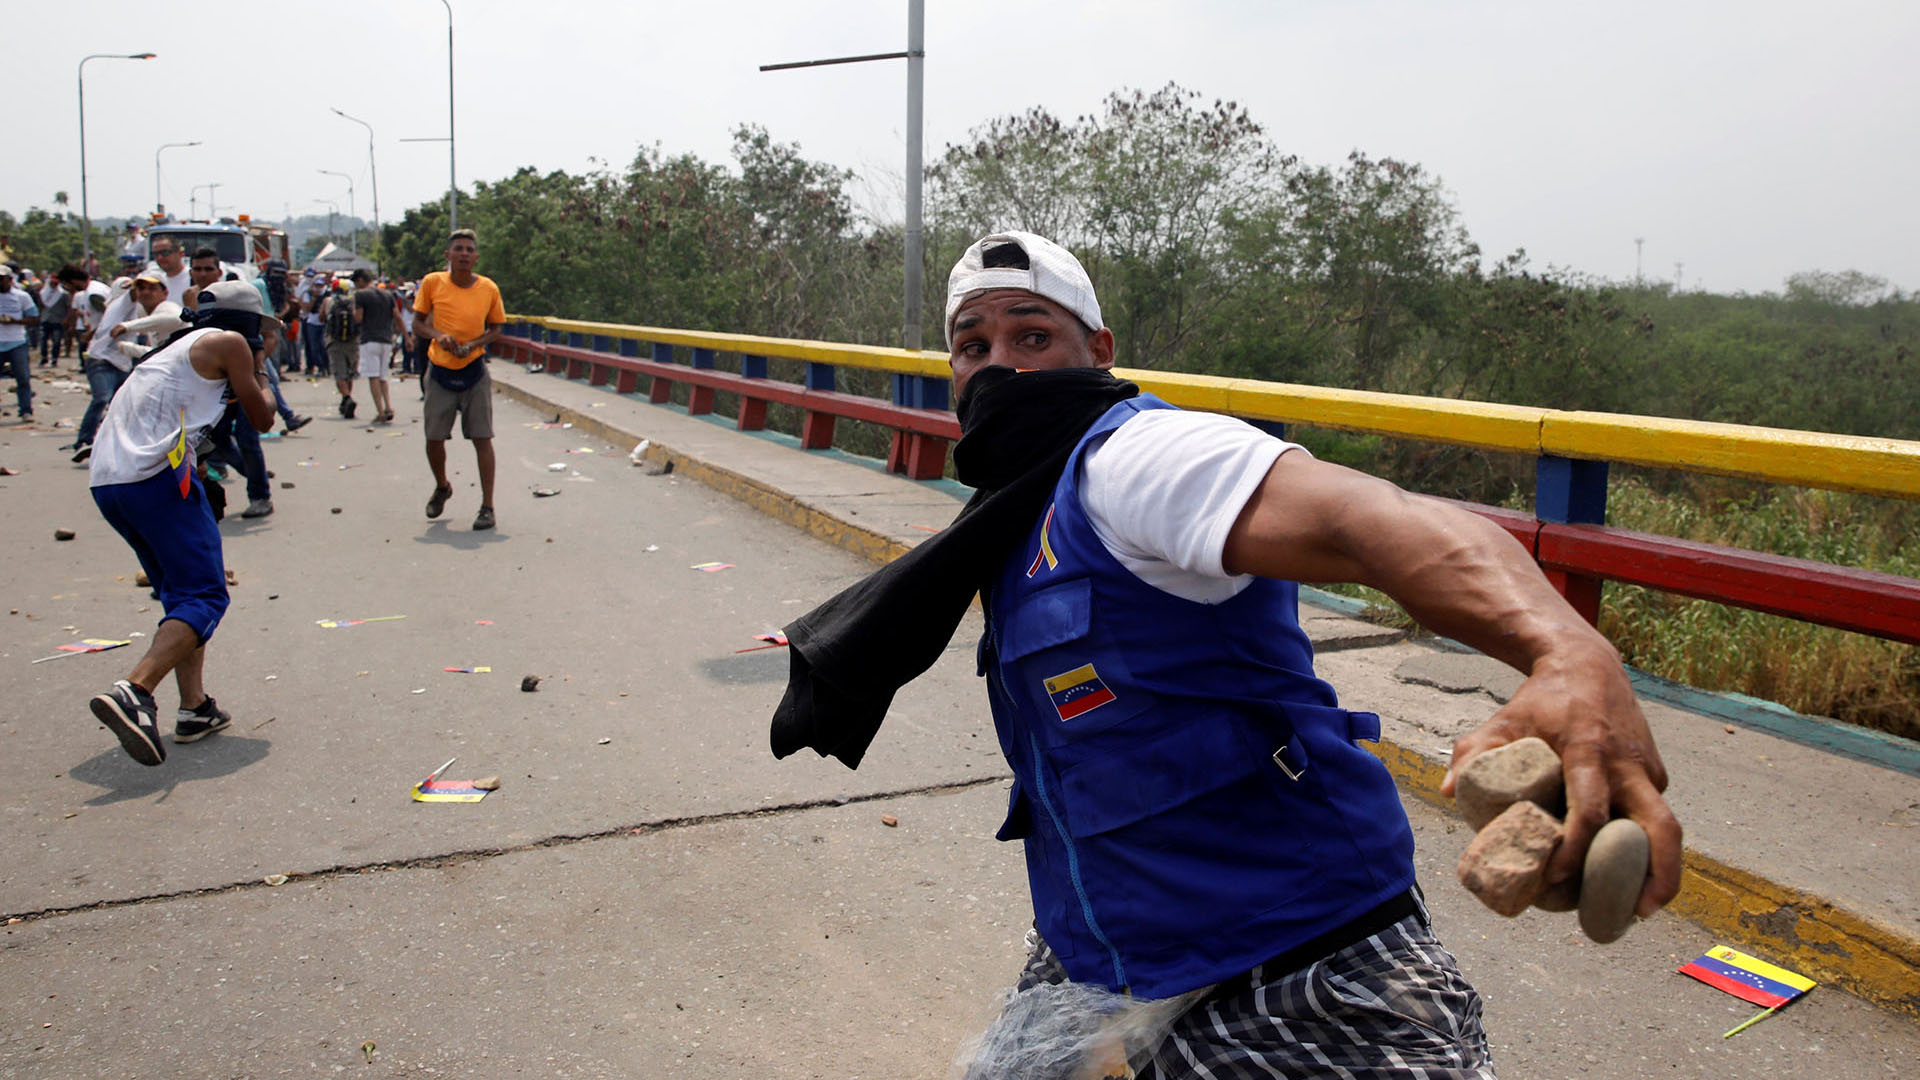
[[195, 279, 286, 338], [944, 231, 1102, 349]]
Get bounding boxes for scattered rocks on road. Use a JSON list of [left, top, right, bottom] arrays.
[[53, 528, 75, 541], [520, 674, 541, 692]]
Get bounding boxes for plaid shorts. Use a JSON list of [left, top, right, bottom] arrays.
[[995, 895, 1495, 1079]]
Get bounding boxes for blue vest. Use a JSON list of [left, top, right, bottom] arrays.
[[980, 396, 1416, 999]]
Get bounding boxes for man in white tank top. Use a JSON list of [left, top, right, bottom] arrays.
[[85, 280, 279, 767]]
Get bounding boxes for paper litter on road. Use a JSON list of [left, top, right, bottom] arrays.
[[443, 666, 492, 674], [690, 562, 735, 573], [316, 615, 407, 629]]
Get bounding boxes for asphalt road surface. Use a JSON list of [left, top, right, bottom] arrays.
[[3, 373, 1914, 1078]]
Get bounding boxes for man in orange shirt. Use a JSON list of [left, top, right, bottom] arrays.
[[412, 229, 505, 530]]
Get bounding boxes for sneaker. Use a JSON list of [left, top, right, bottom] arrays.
[[241, 498, 274, 519], [90, 680, 166, 766], [70, 441, 92, 464], [285, 414, 312, 433], [343, 397, 357, 419], [425, 483, 453, 519], [472, 506, 495, 531], [173, 696, 232, 743]]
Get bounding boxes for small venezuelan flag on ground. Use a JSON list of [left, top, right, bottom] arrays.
[[1679, 945, 1816, 1009]]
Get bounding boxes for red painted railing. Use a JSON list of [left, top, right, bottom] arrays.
[[496, 319, 1920, 648]]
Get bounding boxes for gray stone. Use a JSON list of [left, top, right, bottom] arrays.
[[1454, 736, 1565, 830], [1457, 801, 1563, 916], [1579, 818, 1650, 944]]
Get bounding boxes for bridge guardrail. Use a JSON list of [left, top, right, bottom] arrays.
[[496, 315, 1920, 647]]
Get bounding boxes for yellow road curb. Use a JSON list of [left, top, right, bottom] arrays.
[[499, 373, 1920, 1020]]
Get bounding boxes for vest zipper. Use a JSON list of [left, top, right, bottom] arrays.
[[1027, 730, 1127, 992]]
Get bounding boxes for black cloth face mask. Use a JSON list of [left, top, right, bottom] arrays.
[[770, 364, 1138, 768]]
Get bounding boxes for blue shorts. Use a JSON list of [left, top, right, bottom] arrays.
[[92, 469, 229, 645]]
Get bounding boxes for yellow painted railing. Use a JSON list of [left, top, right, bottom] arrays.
[[509, 314, 1920, 501]]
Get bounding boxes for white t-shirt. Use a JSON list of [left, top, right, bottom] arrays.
[[87, 290, 140, 370], [147, 264, 192, 307], [89, 328, 232, 487], [1078, 409, 1305, 604]]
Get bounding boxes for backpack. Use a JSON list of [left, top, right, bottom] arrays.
[[326, 295, 357, 340]]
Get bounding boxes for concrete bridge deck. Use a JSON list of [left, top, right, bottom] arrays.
[[1, 366, 1915, 1078]]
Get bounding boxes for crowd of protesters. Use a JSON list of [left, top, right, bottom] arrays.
[[6, 223, 506, 767], [1, 224, 446, 519]]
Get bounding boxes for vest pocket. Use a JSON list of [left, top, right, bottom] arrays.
[[1052, 719, 1267, 839], [999, 577, 1152, 739]]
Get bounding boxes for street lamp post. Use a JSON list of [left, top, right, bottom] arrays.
[[78, 51, 157, 271], [760, 0, 925, 350], [312, 200, 340, 247], [154, 139, 200, 215], [331, 108, 380, 267], [442, 0, 457, 232], [191, 182, 223, 222], [318, 170, 356, 253]]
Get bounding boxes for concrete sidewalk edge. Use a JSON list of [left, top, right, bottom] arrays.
[[493, 372, 1920, 1020]]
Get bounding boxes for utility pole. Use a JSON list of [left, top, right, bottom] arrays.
[[761, 0, 926, 352], [1675, 262, 1684, 292], [1634, 237, 1644, 285]]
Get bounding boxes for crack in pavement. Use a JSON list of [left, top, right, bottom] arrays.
[[1, 774, 1011, 927]]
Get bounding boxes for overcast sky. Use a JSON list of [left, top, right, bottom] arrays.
[[8, 0, 1915, 295]]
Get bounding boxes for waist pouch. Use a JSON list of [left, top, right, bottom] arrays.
[[430, 358, 486, 391]]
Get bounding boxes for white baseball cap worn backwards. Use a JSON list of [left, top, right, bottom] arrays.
[[944, 231, 1104, 349]]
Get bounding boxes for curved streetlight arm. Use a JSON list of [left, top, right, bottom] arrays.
[[78, 51, 157, 269], [332, 107, 380, 268], [154, 140, 201, 214], [317, 169, 357, 253]]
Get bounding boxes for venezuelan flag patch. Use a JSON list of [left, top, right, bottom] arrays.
[[1045, 663, 1117, 722]]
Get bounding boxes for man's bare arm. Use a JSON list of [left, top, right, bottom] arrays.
[[191, 331, 275, 432], [1222, 451, 1682, 916]]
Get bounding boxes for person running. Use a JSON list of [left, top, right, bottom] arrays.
[[69, 271, 174, 462], [413, 229, 505, 531], [350, 269, 399, 423], [85, 280, 277, 765], [322, 279, 360, 417]]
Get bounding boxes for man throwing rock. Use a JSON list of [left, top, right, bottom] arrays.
[[773, 231, 1682, 1078], [412, 228, 504, 531], [86, 281, 278, 765]]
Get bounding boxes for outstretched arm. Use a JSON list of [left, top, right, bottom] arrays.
[[1222, 451, 1682, 917]]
